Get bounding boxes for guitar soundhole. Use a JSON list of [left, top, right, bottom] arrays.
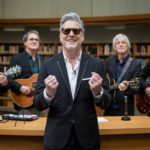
[[32, 82, 36, 89]]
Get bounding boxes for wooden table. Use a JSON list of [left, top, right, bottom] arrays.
[[0, 116, 150, 150]]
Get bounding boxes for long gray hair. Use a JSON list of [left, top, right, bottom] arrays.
[[112, 33, 132, 55]]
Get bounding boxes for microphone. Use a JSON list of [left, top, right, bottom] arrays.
[[121, 96, 131, 121], [72, 70, 76, 75]]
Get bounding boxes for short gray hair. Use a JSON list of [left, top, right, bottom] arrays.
[[60, 12, 84, 33], [112, 33, 132, 55], [23, 30, 40, 47]]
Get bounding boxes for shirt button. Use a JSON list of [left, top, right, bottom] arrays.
[[69, 120, 72, 123]]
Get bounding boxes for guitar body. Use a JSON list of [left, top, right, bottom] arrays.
[[11, 74, 38, 108], [136, 83, 150, 114]]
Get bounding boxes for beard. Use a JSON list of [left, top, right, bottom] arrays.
[[63, 41, 82, 52]]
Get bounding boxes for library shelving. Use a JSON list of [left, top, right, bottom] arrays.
[[0, 41, 150, 112]]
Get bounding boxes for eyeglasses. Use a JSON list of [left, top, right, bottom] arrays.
[[62, 28, 82, 35], [115, 41, 126, 45], [29, 38, 39, 42]]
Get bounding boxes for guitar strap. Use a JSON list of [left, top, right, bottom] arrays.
[[116, 56, 133, 84], [38, 55, 42, 70]]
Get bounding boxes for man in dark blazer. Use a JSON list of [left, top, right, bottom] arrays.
[[7, 30, 45, 116], [0, 64, 9, 93], [140, 59, 150, 116], [33, 12, 111, 150], [104, 34, 141, 116]]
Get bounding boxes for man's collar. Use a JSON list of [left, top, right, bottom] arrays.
[[117, 54, 129, 63], [62, 50, 82, 63], [26, 51, 38, 59]]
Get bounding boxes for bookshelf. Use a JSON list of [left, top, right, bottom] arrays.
[[0, 41, 149, 69], [0, 41, 150, 112]]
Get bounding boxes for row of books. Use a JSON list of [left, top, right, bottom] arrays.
[[0, 56, 12, 64], [57, 45, 63, 53], [82, 45, 92, 54], [137, 58, 150, 67], [38, 45, 55, 54], [0, 45, 19, 54], [3, 66, 7, 73], [135, 45, 150, 55], [97, 44, 115, 55]]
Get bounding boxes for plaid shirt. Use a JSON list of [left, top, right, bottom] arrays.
[[26, 51, 39, 74]]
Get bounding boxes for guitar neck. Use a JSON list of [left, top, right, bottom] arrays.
[[110, 84, 119, 90], [110, 82, 128, 90]]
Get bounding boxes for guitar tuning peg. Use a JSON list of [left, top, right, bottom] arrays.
[[16, 74, 18, 76]]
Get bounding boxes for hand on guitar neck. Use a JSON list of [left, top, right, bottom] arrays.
[[109, 78, 140, 91], [0, 72, 8, 86], [144, 87, 150, 97], [118, 80, 128, 91]]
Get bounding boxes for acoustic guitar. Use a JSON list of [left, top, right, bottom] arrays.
[[136, 83, 150, 114], [10, 74, 38, 108], [107, 77, 140, 100]]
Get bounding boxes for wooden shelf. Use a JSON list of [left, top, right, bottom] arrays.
[[37, 53, 55, 56], [0, 53, 18, 55], [0, 96, 12, 100], [135, 55, 150, 57]]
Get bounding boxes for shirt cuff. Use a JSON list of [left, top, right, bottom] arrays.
[[43, 88, 54, 103], [93, 88, 103, 100]]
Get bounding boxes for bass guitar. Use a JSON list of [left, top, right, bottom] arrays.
[[10, 74, 38, 108], [136, 83, 150, 114]]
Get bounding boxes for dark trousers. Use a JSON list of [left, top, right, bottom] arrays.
[[45, 124, 100, 150], [104, 107, 120, 116]]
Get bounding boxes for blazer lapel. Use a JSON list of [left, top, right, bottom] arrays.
[[23, 51, 32, 75], [74, 52, 88, 100], [57, 52, 72, 99], [111, 55, 117, 79]]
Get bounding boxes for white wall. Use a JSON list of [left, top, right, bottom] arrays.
[[2, 0, 150, 19], [93, 0, 150, 16], [0, 0, 3, 19], [4, 0, 92, 19]]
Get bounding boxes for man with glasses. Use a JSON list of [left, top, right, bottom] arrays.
[[104, 34, 141, 116], [33, 12, 111, 150], [7, 30, 46, 116]]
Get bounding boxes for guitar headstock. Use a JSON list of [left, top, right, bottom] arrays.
[[3, 65, 22, 77], [126, 78, 140, 88]]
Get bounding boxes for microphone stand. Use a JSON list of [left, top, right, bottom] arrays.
[[121, 96, 131, 121], [14, 103, 25, 127]]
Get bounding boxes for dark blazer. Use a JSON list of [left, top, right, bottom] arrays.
[[33, 51, 111, 150], [7, 51, 45, 110], [105, 55, 141, 116], [0, 64, 9, 93]]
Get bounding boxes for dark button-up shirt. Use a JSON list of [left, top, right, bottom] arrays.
[[26, 51, 39, 74], [111, 55, 129, 109]]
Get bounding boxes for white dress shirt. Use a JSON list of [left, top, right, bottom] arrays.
[[44, 50, 103, 103]]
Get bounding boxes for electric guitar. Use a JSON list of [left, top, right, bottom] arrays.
[[136, 83, 150, 114], [10, 74, 38, 108]]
